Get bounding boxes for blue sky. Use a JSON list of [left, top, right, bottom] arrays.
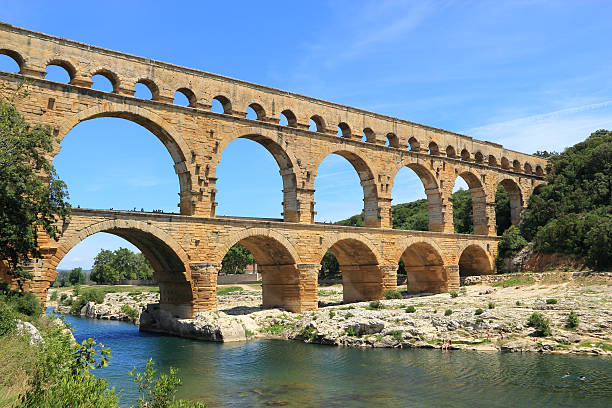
[[1, 1, 611, 269]]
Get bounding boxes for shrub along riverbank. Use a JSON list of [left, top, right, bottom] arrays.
[[0, 283, 206, 408]]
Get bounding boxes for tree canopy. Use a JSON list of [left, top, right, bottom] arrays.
[[220, 243, 255, 274], [0, 95, 70, 286], [521, 130, 612, 269], [90, 248, 154, 284]]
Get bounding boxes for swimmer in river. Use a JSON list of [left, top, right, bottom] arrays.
[[579, 376, 586, 381], [563, 372, 570, 378]]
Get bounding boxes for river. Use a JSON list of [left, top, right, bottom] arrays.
[[51, 309, 612, 407]]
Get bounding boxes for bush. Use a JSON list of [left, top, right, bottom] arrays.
[[495, 226, 528, 272], [383, 290, 402, 300], [527, 312, 551, 336], [14, 292, 42, 317], [388, 330, 403, 341], [488, 302, 495, 309], [50, 291, 57, 301], [60, 293, 68, 303], [565, 311, 579, 329], [475, 308, 484, 315], [121, 304, 140, 320], [444, 309, 453, 316], [450, 291, 458, 298], [546, 298, 557, 304], [0, 302, 17, 335], [405, 305, 416, 313], [368, 300, 383, 310]]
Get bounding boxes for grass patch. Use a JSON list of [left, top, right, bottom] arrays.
[[405, 305, 416, 313], [565, 311, 579, 329], [488, 302, 495, 309], [546, 298, 558, 304], [579, 341, 612, 352], [121, 304, 140, 320], [82, 285, 159, 295], [300, 327, 318, 341], [444, 309, 453, 316], [492, 276, 536, 288], [365, 300, 384, 310], [388, 330, 403, 341], [450, 291, 458, 298], [383, 290, 402, 300], [217, 286, 242, 295], [475, 308, 484, 315], [263, 323, 290, 335], [318, 290, 339, 297]]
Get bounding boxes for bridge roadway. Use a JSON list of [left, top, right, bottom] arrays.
[[23, 208, 500, 318]]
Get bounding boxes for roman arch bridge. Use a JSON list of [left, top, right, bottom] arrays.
[[0, 23, 547, 318]]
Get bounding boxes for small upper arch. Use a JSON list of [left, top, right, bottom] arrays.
[[446, 145, 456, 158], [408, 137, 420, 151], [512, 159, 522, 172], [337, 122, 351, 138], [174, 87, 197, 107], [488, 155, 498, 167], [362, 127, 376, 143], [135, 78, 160, 100], [535, 165, 544, 177], [309, 115, 326, 132], [386, 133, 399, 148], [474, 151, 484, 164], [248, 102, 267, 120], [280, 109, 298, 127], [0, 49, 24, 72], [428, 141, 440, 155], [211, 95, 233, 114], [91, 68, 119, 93], [460, 148, 471, 161], [45, 58, 77, 83], [524, 162, 533, 174], [501, 157, 510, 170]]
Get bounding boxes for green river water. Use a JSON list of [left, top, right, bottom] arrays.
[[53, 310, 612, 407]]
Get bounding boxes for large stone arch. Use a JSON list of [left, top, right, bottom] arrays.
[[458, 244, 494, 276], [454, 169, 489, 235], [48, 217, 194, 318], [313, 149, 380, 227], [57, 103, 195, 215], [216, 132, 299, 222], [318, 233, 383, 303], [397, 240, 448, 294], [390, 160, 445, 232], [497, 177, 524, 228], [216, 227, 304, 311]]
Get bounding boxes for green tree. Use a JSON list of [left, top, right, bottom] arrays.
[[452, 189, 473, 234], [319, 251, 340, 279], [495, 226, 528, 272], [90, 250, 119, 284], [134, 252, 154, 280], [0, 96, 70, 288], [220, 243, 255, 274], [69, 267, 85, 285], [521, 130, 612, 269], [495, 185, 512, 235]]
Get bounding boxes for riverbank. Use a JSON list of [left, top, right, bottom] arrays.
[[49, 273, 612, 355]]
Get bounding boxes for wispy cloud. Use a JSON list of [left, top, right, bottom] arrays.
[[463, 100, 612, 153]]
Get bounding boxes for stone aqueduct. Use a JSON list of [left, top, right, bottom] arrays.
[[0, 23, 547, 318]]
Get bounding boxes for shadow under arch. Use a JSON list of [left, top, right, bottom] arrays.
[[400, 241, 447, 294], [216, 133, 299, 221], [390, 162, 444, 232], [48, 217, 194, 318], [458, 244, 493, 276], [314, 150, 380, 227], [216, 229, 304, 311], [58, 104, 195, 215], [319, 236, 382, 303]]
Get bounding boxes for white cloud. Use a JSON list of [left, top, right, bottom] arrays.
[[463, 100, 612, 153]]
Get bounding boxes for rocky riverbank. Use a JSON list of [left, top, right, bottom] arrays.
[[52, 274, 612, 355]]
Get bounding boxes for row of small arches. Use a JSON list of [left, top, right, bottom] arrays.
[[0, 50, 544, 176]]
